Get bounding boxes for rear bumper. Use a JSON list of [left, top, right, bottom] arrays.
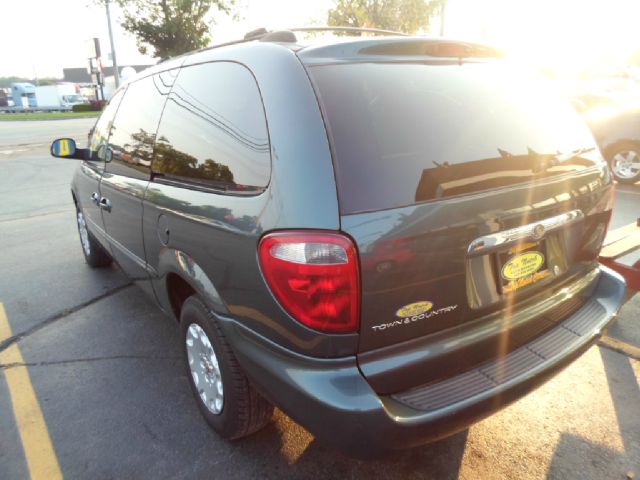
[[222, 266, 625, 456]]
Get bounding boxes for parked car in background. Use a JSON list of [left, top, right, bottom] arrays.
[[50, 30, 625, 456], [584, 107, 640, 184], [567, 73, 640, 184]]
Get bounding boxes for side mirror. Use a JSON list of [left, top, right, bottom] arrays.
[[51, 138, 77, 158], [50, 138, 88, 160]]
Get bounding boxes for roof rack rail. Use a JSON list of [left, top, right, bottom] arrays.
[[289, 26, 408, 37], [244, 28, 268, 40], [200, 25, 410, 54]]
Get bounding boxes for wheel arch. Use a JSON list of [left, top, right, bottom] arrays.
[[602, 138, 640, 161], [155, 247, 229, 322], [603, 139, 640, 183]]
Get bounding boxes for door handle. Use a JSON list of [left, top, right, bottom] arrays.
[[91, 192, 100, 205], [98, 197, 112, 212]]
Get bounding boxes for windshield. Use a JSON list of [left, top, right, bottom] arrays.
[[309, 62, 602, 214]]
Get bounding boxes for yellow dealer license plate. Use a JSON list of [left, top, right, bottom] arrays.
[[497, 241, 551, 294]]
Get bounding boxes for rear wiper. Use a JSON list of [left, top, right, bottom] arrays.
[[496, 146, 595, 173], [551, 147, 595, 164]]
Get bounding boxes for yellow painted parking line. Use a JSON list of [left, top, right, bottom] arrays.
[[0, 304, 63, 480], [0, 303, 11, 341]]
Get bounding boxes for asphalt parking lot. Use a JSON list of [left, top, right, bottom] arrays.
[[0, 119, 639, 479]]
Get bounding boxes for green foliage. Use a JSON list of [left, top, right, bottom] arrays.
[[116, 0, 233, 58], [327, 0, 445, 34], [154, 134, 234, 183], [125, 128, 234, 184], [72, 104, 93, 112], [0, 76, 30, 88], [0, 111, 101, 121], [36, 78, 62, 86], [0, 77, 61, 88], [72, 101, 106, 112]]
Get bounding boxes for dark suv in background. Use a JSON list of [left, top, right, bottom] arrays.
[[51, 29, 625, 456]]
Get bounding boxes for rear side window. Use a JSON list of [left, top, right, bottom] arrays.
[[153, 61, 270, 193], [309, 62, 600, 214], [106, 70, 177, 178]]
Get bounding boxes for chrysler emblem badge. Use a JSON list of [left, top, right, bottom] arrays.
[[532, 224, 545, 240]]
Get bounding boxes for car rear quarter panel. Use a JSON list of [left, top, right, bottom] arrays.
[[144, 43, 358, 357]]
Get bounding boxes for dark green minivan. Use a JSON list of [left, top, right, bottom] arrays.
[[51, 30, 625, 456]]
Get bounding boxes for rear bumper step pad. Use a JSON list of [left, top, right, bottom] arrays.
[[392, 298, 607, 412]]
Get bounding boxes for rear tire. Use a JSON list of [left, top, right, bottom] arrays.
[[75, 206, 112, 268], [606, 142, 640, 184], [180, 295, 273, 440]]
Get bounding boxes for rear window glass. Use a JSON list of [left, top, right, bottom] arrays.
[[309, 62, 600, 214]]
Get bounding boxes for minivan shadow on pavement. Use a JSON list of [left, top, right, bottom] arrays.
[[237, 423, 469, 480], [547, 347, 640, 479], [9, 284, 470, 479], [4, 271, 639, 479]]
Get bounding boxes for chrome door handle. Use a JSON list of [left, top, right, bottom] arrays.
[[98, 197, 112, 212], [91, 192, 100, 204]]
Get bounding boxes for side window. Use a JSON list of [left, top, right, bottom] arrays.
[[106, 70, 177, 179], [89, 89, 125, 161], [153, 62, 270, 193]]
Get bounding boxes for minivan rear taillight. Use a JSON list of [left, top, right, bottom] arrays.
[[258, 231, 360, 333]]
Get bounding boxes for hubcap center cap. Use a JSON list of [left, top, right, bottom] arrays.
[[202, 355, 214, 374]]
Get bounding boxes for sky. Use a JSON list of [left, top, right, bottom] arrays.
[[0, 0, 333, 78], [443, 0, 640, 74], [1, 0, 639, 79]]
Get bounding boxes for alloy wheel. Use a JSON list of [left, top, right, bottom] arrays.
[[77, 210, 91, 255], [185, 323, 224, 414], [612, 149, 640, 180]]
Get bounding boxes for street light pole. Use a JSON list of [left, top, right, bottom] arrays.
[[105, 0, 121, 88]]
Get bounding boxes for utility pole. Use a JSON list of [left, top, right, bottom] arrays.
[[439, 0, 446, 36], [32, 64, 39, 86], [105, 0, 121, 88]]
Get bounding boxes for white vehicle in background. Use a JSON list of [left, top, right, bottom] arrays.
[[34, 84, 88, 111]]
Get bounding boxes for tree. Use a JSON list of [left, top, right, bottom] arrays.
[[0, 77, 30, 88], [117, 0, 233, 58], [327, 0, 444, 35], [0, 77, 61, 88], [154, 135, 234, 184]]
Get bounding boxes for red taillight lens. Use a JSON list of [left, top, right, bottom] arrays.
[[258, 231, 360, 333]]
